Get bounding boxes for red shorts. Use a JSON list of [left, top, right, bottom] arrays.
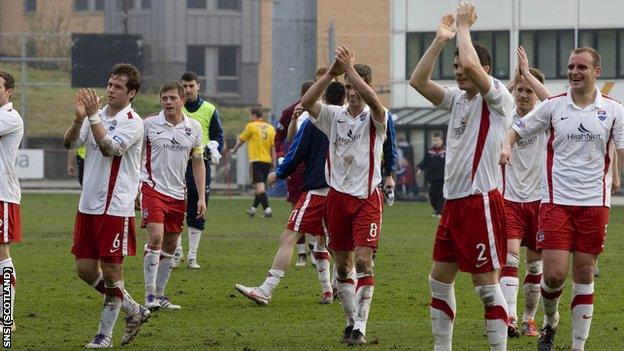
[[0, 202, 21, 244], [140, 184, 186, 234], [537, 203, 609, 254], [72, 212, 136, 261], [433, 189, 507, 273], [504, 199, 540, 251], [286, 165, 305, 205], [325, 188, 383, 251], [286, 191, 326, 237]]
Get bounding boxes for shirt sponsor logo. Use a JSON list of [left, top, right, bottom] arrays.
[[164, 137, 189, 151], [515, 119, 526, 130], [597, 109, 607, 121], [453, 121, 467, 136], [517, 135, 537, 148], [335, 129, 361, 145], [567, 123, 603, 142]]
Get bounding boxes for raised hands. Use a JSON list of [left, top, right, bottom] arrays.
[[437, 13, 456, 42], [335, 45, 355, 72], [75, 88, 101, 119], [517, 46, 530, 76], [456, 1, 477, 29]]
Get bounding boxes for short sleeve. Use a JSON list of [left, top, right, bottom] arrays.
[[483, 76, 515, 118], [612, 103, 624, 150], [512, 99, 553, 139], [309, 103, 338, 136], [371, 110, 388, 140], [0, 111, 22, 136], [436, 86, 462, 112], [239, 123, 252, 141], [110, 118, 143, 153]]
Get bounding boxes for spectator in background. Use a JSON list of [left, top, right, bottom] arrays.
[[67, 145, 86, 186], [417, 132, 446, 217]]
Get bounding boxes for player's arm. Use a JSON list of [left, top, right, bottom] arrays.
[[409, 14, 455, 105], [79, 89, 131, 157], [63, 90, 89, 149], [191, 154, 206, 218], [383, 116, 398, 191], [270, 145, 277, 170], [455, 3, 491, 96], [301, 60, 342, 118], [517, 46, 552, 101], [337, 45, 385, 124], [67, 149, 77, 176], [276, 120, 311, 181], [229, 124, 250, 154], [611, 141, 620, 193], [287, 105, 304, 142], [501, 99, 552, 164], [274, 104, 293, 158]]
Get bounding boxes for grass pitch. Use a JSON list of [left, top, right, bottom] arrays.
[[12, 194, 624, 350]]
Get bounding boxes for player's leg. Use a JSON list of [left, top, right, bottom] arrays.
[[313, 234, 332, 303], [143, 222, 164, 309], [295, 232, 307, 267], [430, 261, 459, 351], [522, 248, 542, 336], [347, 245, 375, 345], [539, 249, 569, 350], [334, 250, 356, 342], [86, 260, 124, 348], [235, 229, 300, 305], [501, 238, 521, 337], [0, 244, 15, 331], [186, 158, 211, 269], [472, 271, 509, 351], [155, 233, 181, 310]]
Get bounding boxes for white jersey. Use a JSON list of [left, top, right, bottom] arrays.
[[503, 109, 545, 203], [310, 104, 386, 199], [512, 87, 624, 207], [140, 111, 203, 200], [71, 104, 143, 217], [297, 111, 310, 130], [438, 76, 514, 200], [0, 103, 23, 204]]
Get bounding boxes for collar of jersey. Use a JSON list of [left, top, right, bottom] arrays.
[[566, 86, 604, 110], [100, 103, 133, 119], [340, 103, 370, 119], [184, 96, 204, 113], [0, 102, 13, 112], [156, 110, 190, 128]]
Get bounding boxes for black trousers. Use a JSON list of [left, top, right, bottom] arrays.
[[428, 180, 444, 215]]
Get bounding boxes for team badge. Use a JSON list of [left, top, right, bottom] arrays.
[[108, 119, 118, 131], [597, 109, 607, 121], [142, 209, 149, 219], [536, 230, 544, 243], [185, 127, 192, 136]]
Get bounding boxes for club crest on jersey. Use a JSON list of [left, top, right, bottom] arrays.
[[185, 127, 192, 136], [536, 230, 544, 243], [597, 109, 607, 121], [360, 114, 367, 121], [108, 119, 118, 131], [142, 209, 149, 219]]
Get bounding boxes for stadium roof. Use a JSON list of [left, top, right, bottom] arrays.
[[390, 107, 450, 129]]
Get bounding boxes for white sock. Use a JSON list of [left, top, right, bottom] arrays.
[[313, 243, 331, 293], [331, 264, 338, 291], [187, 227, 202, 261], [500, 252, 520, 321], [98, 281, 124, 338], [0, 258, 15, 323], [259, 269, 284, 297], [541, 278, 563, 328], [143, 247, 160, 296], [353, 273, 375, 336], [175, 235, 183, 257], [155, 251, 174, 296], [475, 284, 508, 351], [121, 288, 140, 315], [429, 276, 455, 351], [571, 282, 594, 351], [297, 243, 306, 255], [523, 261, 542, 322], [337, 276, 356, 326]]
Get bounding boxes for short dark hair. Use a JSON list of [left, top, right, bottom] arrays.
[[353, 63, 373, 85], [301, 80, 315, 97], [433, 132, 442, 139], [159, 81, 184, 98], [324, 81, 346, 106], [528, 67, 545, 84], [249, 105, 263, 118], [181, 71, 200, 83], [570, 47, 601, 68], [454, 42, 492, 68], [0, 71, 15, 90], [109, 63, 141, 95]]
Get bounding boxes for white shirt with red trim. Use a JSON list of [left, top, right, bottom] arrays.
[[0, 103, 24, 205], [140, 111, 203, 200], [310, 104, 387, 199], [512, 87, 624, 207], [71, 104, 143, 217], [503, 108, 545, 203], [438, 76, 514, 200]]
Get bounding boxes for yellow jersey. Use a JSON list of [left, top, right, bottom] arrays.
[[239, 120, 276, 163]]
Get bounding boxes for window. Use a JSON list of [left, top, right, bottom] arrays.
[[187, 45, 205, 76], [95, 0, 105, 10], [75, 0, 89, 11], [187, 0, 206, 9], [406, 31, 509, 80], [579, 29, 624, 79], [117, 0, 134, 11], [217, 46, 239, 93], [218, 0, 241, 11], [24, 0, 37, 13], [141, 0, 151, 10], [520, 30, 574, 79]]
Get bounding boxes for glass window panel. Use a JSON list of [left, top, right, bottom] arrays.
[[24, 0, 37, 13], [405, 33, 422, 80], [95, 0, 104, 10], [75, 0, 89, 11], [187, 0, 206, 9], [441, 38, 457, 79], [187, 45, 205, 75], [217, 80, 239, 93], [619, 30, 624, 76], [537, 31, 557, 78], [579, 31, 593, 48], [519, 31, 536, 67], [559, 31, 574, 77], [218, 0, 240, 10], [421, 33, 437, 78], [218, 46, 238, 77], [494, 32, 509, 79], [141, 0, 151, 9], [596, 30, 616, 78]]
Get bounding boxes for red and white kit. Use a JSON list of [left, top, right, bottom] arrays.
[[513, 88, 624, 253], [140, 111, 203, 233], [310, 104, 386, 251], [503, 109, 546, 250], [433, 76, 514, 272], [0, 102, 24, 243], [286, 188, 329, 237], [70, 104, 143, 260]]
